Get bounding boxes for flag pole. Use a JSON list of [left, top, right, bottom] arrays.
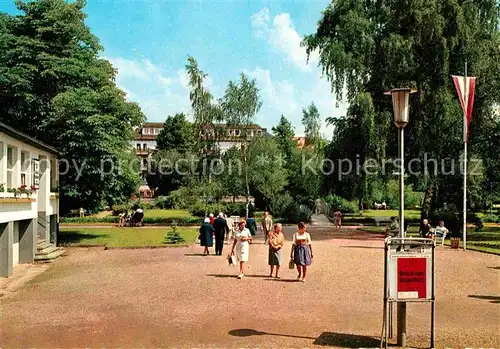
[[463, 61, 467, 251]]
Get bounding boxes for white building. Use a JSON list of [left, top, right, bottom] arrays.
[[0, 122, 62, 278]]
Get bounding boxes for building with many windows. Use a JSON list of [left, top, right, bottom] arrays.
[[0, 122, 63, 277]]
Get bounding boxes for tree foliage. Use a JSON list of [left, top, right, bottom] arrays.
[[304, 0, 500, 222], [0, 0, 145, 213]]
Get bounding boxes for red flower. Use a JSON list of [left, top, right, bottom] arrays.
[[30, 185, 36, 191], [20, 184, 27, 189]]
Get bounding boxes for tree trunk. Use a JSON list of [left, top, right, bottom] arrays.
[[421, 182, 435, 221]]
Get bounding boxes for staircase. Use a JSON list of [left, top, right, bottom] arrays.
[[35, 239, 67, 263]]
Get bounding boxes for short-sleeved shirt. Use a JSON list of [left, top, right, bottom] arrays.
[[235, 228, 251, 246], [292, 232, 311, 245]]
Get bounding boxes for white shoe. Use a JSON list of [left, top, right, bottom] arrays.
[[237, 274, 244, 279]]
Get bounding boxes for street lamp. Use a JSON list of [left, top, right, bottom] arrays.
[[384, 88, 417, 238], [384, 87, 416, 348]]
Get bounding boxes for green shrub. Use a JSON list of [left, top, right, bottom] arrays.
[[60, 216, 201, 225], [188, 202, 227, 217], [163, 225, 186, 244], [324, 195, 358, 214], [154, 196, 172, 209], [224, 203, 248, 216], [269, 194, 295, 219], [112, 203, 131, 216], [482, 214, 500, 223]]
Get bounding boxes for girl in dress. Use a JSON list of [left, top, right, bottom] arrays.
[[268, 223, 285, 278], [231, 220, 253, 279], [290, 222, 313, 282]]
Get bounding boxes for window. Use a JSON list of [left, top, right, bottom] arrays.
[[0, 143, 3, 190], [257, 130, 262, 136], [6, 146, 15, 188], [143, 143, 147, 151], [234, 129, 240, 136], [143, 128, 149, 134], [136, 143, 141, 150], [149, 128, 154, 134], [20, 151, 29, 186]]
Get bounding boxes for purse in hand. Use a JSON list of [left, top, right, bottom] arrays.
[[288, 258, 295, 269]]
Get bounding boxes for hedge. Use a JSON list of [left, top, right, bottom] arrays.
[[60, 216, 202, 225]]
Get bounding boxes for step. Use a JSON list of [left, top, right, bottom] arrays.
[[36, 239, 46, 246], [34, 248, 67, 262], [37, 242, 52, 251], [36, 245, 59, 256]]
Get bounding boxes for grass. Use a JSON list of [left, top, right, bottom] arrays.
[[59, 227, 198, 247], [357, 209, 421, 219], [359, 224, 500, 255], [142, 209, 193, 219]]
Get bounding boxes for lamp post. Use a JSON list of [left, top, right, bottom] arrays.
[[384, 88, 416, 348]]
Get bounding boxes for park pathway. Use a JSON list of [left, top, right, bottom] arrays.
[[310, 213, 334, 227], [1, 226, 499, 348]]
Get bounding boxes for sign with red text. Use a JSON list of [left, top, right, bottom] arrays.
[[397, 257, 427, 299]]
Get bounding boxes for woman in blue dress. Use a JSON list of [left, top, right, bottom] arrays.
[[199, 217, 215, 255], [290, 222, 313, 282]]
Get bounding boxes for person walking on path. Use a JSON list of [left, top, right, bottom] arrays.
[[246, 214, 258, 243], [213, 213, 228, 255], [290, 222, 313, 283], [334, 209, 342, 230], [225, 215, 235, 244], [199, 217, 215, 256], [261, 211, 273, 245], [231, 220, 253, 279], [268, 223, 285, 278]]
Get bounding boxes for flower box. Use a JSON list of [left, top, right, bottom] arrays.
[[0, 198, 36, 204]]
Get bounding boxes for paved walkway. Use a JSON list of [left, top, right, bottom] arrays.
[[1, 227, 499, 348]]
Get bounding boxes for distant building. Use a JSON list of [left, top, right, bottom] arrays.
[[293, 136, 307, 149], [131, 122, 164, 172], [201, 123, 268, 153]]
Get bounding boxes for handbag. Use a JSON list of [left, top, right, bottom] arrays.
[[288, 258, 295, 269], [228, 253, 236, 266]]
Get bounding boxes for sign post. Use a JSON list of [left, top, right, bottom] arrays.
[[381, 237, 435, 348]]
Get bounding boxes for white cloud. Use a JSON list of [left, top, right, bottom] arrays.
[[106, 56, 191, 121], [251, 8, 318, 70], [246, 67, 347, 138]]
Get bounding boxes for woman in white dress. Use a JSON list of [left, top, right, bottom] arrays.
[[231, 220, 253, 279]]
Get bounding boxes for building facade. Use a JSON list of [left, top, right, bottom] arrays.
[[132, 122, 164, 172], [0, 122, 61, 277]]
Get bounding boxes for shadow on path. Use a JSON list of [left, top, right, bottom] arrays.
[[339, 246, 383, 249], [468, 295, 500, 303], [207, 274, 268, 278], [228, 329, 383, 348]]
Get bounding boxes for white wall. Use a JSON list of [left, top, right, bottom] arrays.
[[0, 131, 58, 223], [131, 140, 157, 151]]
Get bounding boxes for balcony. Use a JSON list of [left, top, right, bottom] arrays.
[[135, 149, 150, 156]]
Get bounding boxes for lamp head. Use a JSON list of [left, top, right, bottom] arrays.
[[384, 88, 417, 128]]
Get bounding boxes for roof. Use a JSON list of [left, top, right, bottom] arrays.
[[0, 121, 58, 155], [142, 122, 164, 128], [134, 134, 158, 141]]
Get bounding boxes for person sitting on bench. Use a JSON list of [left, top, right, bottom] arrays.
[[384, 217, 399, 237], [419, 219, 433, 238]]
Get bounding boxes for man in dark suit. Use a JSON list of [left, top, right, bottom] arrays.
[[213, 213, 228, 255]]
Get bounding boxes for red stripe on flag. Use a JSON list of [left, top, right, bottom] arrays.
[[465, 78, 476, 142]]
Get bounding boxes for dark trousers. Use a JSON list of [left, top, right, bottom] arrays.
[[215, 232, 225, 255]]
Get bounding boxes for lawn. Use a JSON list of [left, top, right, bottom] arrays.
[[359, 224, 500, 255], [59, 227, 199, 247], [357, 209, 421, 219], [143, 209, 193, 219]]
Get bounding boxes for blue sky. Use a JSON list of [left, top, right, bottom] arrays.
[[0, 0, 348, 137]]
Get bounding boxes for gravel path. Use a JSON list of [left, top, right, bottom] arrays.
[[1, 226, 499, 348]]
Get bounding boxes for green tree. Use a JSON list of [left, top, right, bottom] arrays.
[[0, 0, 145, 213], [272, 115, 296, 162], [156, 113, 194, 152], [301, 102, 322, 148], [247, 136, 288, 208], [221, 73, 262, 217], [304, 0, 500, 226]]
